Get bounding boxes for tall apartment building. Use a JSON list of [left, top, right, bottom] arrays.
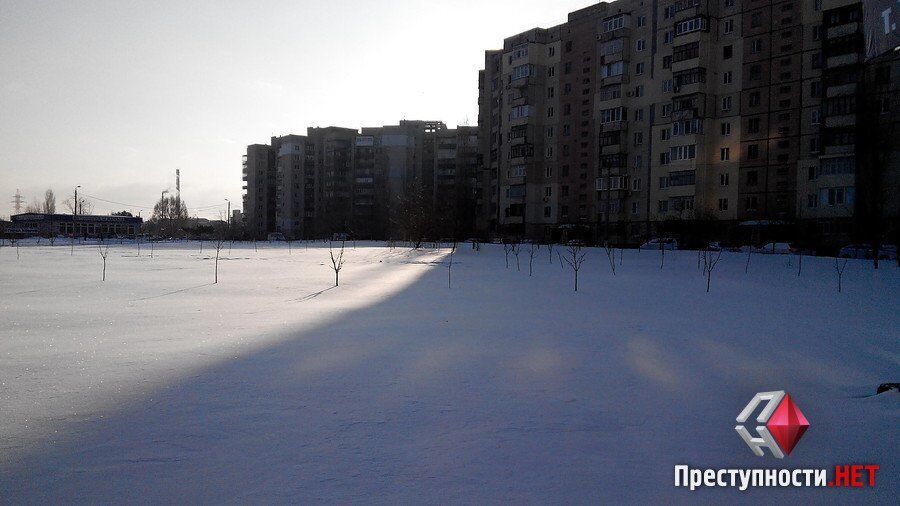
[[477, 0, 898, 246], [243, 121, 479, 240]]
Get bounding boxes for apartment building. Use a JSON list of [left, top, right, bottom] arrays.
[[243, 121, 479, 240], [477, 0, 898, 246]]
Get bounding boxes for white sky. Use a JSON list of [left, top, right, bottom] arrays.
[[0, 0, 595, 219]]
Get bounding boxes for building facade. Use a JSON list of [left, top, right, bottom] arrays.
[[8, 213, 143, 238], [243, 121, 479, 240], [477, 0, 898, 247]]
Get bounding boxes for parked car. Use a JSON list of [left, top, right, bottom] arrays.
[[754, 242, 794, 255], [267, 232, 286, 241], [839, 244, 898, 260], [640, 238, 678, 251]]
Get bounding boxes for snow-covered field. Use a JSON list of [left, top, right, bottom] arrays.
[[1, 240, 897, 503]]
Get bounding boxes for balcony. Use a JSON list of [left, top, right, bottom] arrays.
[[826, 53, 859, 68], [600, 120, 628, 132]]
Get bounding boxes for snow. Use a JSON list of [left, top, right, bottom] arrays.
[[0, 240, 897, 503]]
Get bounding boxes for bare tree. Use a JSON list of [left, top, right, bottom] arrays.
[[329, 240, 346, 287], [447, 240, 458, 289], [702, 248, 723, 293], [556, 250, 565, 270], [511, 239, 522, 271], [527, 242, 540, 276], [834, 258, 848, 293], [214, 235, 225, 284], [797, 250, 803, 277], [562, 243, 587, 292], [11, 238, 20, 259], [42, 189, 56, 214], [547, 242, 555, 265], [98, 244, 109, 281], [503, 242, 512, 269], [25, 197, 41, 213], [604, 241, 617, 276], [745, 247, 752, 274], [660, 242, 666, 269]]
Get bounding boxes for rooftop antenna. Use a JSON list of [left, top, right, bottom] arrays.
[[11, 189, 23, 214]]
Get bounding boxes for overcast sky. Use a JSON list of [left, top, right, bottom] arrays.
[[0, 0, 593, 219]]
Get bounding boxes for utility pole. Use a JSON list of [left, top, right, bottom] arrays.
[[11, 189, 23, 214], [74, 185, 81, 216]]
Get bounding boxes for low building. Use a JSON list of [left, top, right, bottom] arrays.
[[8, 213, 143, 238]]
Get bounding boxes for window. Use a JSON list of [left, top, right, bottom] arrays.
[[820, 156, 855, 175], [544, 186, 552, 197], [810, 80, 822, 98], [599, 107, 624, 123], [636, 39, 646, 51], [750, 12, 762, 28], [631, 178, 641, 191], [601, 61, 626, 77], [724, 19, 734, 34], [723, 45, 733, 59], [548, 66, 556, 77], [746, 171, 758, 186], [658, 200, 669, 213], [664, 31, 674, 44], [751, 39, 763, 53], [632, 202, 639, 214], [544, 206, 551, 218], [746, 196, 758, 211], [668, 170, 696, 186], [602, 15, 627, 33], [512, 165, 526, 177], [634, 108, 644, 121], [547, 106, 555, 118], [747, 144, 759, 160], [545, 166, 553, 178], [722, 96, 732, 111], [720, 147, 730, 161], [749, 92, 761, 107], [637, 15, 646, 27], [661, 128, 671, 141], [635, 62, 645, 75], [512, 64, 533, 80], [634, 85, 644, 97], [821, 187, 854, 207], [662, 104, 673, 117], [675, 17, 708, 36], [718, 198, 729, 211], [723, 71, 733, 84], [807, 194, 817, 208], [670, 145, 697, 161], [720, 172, 730, 186], [662, 79, 673, 93], [721, 122, 731, 136], [633, 132, 643, 145], [663, 55, 672, 69], [547, 87, 555, 98], [509, 105, 531, 119], [673, 41, 700, 62]]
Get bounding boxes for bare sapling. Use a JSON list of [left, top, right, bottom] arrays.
[[562, 243, 587, 292], [98, 243, 109, 281], [49, 236, 56, 247], [329, 240, 345, 287], [556, 250, 565, 270], [604, 241, 616, 276], [511, 240, 522, 271], [527, 242, 540, 276], [503, 242, 512, 269], [834, 258, 848, 292], [448, 240, 458, 288], [199, 240, 203, 254], [660, 242, 666, 269], [702, 248, 723, 293], [745, 247, 752, 274], [13, 238, 20, 259], [287, 238, 292, 255], [548, 242, 555, 265], [214, 234, 225, 284], [797, 250, 803, 277], [71, 235, 75, 255]]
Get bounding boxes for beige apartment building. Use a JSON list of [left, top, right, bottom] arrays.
[[477, 0, 899, 246]]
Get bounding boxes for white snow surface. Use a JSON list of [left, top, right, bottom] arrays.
[[0, 240, 897, 503]]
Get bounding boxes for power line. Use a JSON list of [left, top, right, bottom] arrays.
[[79, 192, 229, 211]]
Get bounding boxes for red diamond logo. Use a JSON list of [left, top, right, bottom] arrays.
[[766, 394, 809, 455]]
